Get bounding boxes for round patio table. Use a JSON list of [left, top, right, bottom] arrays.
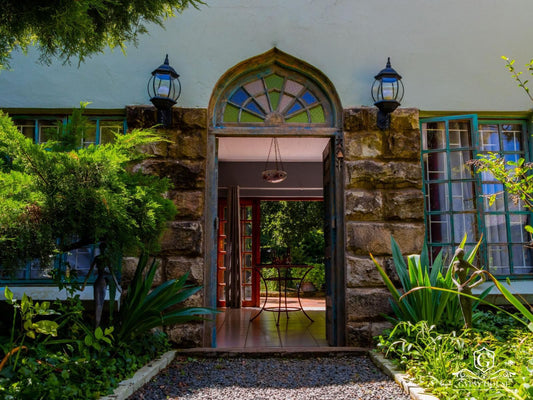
[[250, 264, 314, 326]]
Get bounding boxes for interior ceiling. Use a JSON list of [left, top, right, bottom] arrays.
[[218, 137, 330, 162]]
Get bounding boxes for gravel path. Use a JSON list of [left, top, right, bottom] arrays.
[[127, 355, 409, 400]]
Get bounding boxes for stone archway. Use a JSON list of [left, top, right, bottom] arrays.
[[204, 48, 346, 346]]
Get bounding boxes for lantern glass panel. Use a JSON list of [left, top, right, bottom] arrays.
[[381, 77, 397, 100], [155, 73, 172, 97]]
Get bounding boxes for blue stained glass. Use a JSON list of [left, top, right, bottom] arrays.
[[245, 100, 264, 116], [301, 91, 317, 105], [287, 102, 303, 115], [230, 88, 249, 106]]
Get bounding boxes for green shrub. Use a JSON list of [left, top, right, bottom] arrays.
[[376, 314, 533, 399], [0, 289, 171, 399], [371, 236, 487, 329]]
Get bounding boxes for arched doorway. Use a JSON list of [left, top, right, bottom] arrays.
[[205, 48, 345, 346]]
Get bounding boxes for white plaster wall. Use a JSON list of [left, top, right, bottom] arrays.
[[0, 0, 532, 111]]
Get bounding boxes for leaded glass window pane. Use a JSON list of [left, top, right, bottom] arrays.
[[219, 70, 331, 125]]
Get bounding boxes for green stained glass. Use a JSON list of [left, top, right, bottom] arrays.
[[309, 105, 325, 123], [268, 91, 281, 111], [264, 74, 284, 90], [218, 70, 332, 126], [240, 111, 263, 123], [286, 111, 309, 123], [223, 104, 240, 122]]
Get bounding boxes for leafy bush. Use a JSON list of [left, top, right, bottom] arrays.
[[0, 107, 176, 274], [0, 289, 171, 399], [376, 315, 533, 399]]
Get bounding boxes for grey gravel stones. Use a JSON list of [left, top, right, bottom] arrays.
[[127, 356, 409, 400]]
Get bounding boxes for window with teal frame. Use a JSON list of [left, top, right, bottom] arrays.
[[11, 115, 127, 146], [421, 115, 533, 277], [3, 115, 126, 284], [0, 244, 100, 285], [219, 72, 331, 126]]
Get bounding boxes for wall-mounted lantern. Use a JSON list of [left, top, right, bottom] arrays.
[[148, 54, 181, 127], [371, 57, 404, 130]]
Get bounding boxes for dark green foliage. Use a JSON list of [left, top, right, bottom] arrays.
[[0, 109, 176, 274], [260, 200, 326, 290], [376, 314, 533, 399], [0, 0, 205, 69], [260, 200, 324, 264], [0, 291, 171, 399]]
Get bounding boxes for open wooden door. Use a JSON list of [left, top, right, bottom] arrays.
[[323, 137, 346, 346], [216, 199, 260, 307]]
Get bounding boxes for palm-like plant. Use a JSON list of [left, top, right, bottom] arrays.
[[371, 236, 486, 329], [116, 254, 215, 342]]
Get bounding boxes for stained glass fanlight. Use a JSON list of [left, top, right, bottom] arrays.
[[221, 73, 328, 125]]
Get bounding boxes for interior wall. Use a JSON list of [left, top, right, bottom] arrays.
[[218, 162, 323, 198]]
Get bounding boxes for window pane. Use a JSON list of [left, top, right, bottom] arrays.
[[482, 184, 505, 211], [453, 213, 476, 242], [511, 245, 533, 274], [67, 247, 93, 277], [508, 197, 524, 212], [426, 183, 449, 211], [451, 182, 475, 211], [479, 124, 499, 151], [425, 152, 447, 180], [244, 253, 252, 268], [83, 121, 97, 147], [485, 214, 508, 243], [448, 121, 471, 148], [244, 285, 252, 300], [509, 214, 528, 243], [487, 245, 510, 275], [39, 120, 61, 143], [501, 124, 522, 151], [429, 214, 450, 243], [100, 121, 123, 144], [449, 151, 473, 179], [423, 122, 446, 150], [30, 260, 53, 279], [15, 119, 36, 141]]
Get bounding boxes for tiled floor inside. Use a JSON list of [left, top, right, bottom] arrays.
[[215, 297, 327, 348]]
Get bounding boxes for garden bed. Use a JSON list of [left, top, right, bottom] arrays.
[[375, 311, 533, 400]]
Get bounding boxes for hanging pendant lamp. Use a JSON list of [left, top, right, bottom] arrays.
[[262, 137, 288, 183]]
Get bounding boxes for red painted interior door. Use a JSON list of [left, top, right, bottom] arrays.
[[216, 199, 260, 307]]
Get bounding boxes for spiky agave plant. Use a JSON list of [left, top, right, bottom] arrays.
[[116, 254, 216, 343]]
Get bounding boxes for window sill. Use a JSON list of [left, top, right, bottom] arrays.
[[0, 285, 119, 301], [473, 280, 533, 305]]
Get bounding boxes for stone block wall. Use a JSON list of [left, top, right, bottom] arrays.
[[343, 107, 425, 346], [124, 106, 207, 347]]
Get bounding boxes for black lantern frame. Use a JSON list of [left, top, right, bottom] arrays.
[[148, 54, 181, 127], [371, 57, 404, 130]]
